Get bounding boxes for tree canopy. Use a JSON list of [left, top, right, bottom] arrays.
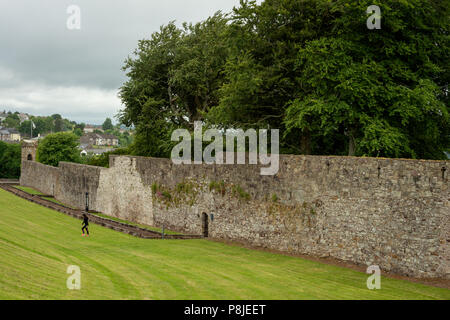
[[17, 115, 74, 138], [37, 132, 80, 167], [102, 118, 114, 131], [118, 0, 449, 160], [0, 142, 21, 179]]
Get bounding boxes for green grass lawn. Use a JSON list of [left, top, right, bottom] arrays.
[[14, 185, 44, 195], [0, 188, 448, 300], [41, 197, 76, 209], [90, 212, 182, 235]]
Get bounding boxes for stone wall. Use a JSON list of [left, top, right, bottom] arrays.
[[57, 162, 103, 211], [20, 160, 59, 195], [20, 153, 449, 279], [20, 158, 152, 226], [129, 155, 449, 279], [96, 157, 153, 226]]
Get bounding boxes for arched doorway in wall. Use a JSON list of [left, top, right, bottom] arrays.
[[27, 154, 33, 161], [201, 213, 209, 237]]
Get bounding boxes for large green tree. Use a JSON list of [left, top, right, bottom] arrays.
[[118, 0, 449, 160], [37, 132, 80, 167], [207, 0, 333, 154], [283, 0, 449, 158], [102, 118, 114, 131], [119, 13, 229, 157]]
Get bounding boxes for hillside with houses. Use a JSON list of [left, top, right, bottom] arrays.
[[0, 111, 132, 148], [0, 111, 134, 178]]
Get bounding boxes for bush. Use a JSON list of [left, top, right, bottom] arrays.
[[37, 132, 80, 167], [0, 141, 21, 179]]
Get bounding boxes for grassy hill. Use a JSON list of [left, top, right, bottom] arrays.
[[0, 188, 448, 300]]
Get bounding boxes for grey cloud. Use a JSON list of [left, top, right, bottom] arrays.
[[0, 0, 247, 123]]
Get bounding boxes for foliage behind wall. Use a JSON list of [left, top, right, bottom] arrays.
[[119, 0, 449, 160]]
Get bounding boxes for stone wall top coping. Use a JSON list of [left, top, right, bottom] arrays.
[[58, 161, 106, 170], [109, 154, 449, 165]]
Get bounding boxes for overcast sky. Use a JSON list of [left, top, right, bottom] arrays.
[[0, 0, 257, 124]]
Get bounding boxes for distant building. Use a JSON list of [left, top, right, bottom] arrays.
[[18, 113, 29, 123], [80, 132, 119, 147], [83, 124, 103, 133], [0, 127, 21, 142], [0, 112, 7, 123], [80, 148, 113, 156]]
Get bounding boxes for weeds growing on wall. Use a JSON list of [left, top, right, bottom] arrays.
[[152, 180, 199, 208], [209, 180, 225, 195], [231, 184, 250, 201]]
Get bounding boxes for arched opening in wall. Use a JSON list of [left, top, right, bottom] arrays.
[[201, 213, 209, 238], [27, 154, 33, 161]]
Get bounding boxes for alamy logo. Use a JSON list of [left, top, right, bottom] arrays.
[[66, 5, 81, 30], [367, 5, 381, 30], [171, 122, 279, 175], [366, 265, 381, 289], [66, 265, 81, 290]]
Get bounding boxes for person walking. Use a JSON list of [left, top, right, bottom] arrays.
[[81, 213, 90, 237]]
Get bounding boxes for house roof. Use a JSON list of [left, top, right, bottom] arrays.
[[102, 133, 118, 139], [84, 124, 103, 129], [0, 127, 19, 134], [80, 132, 118, 144]]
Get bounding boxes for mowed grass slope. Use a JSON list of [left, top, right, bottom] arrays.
[[0, 188, 448, 300]]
